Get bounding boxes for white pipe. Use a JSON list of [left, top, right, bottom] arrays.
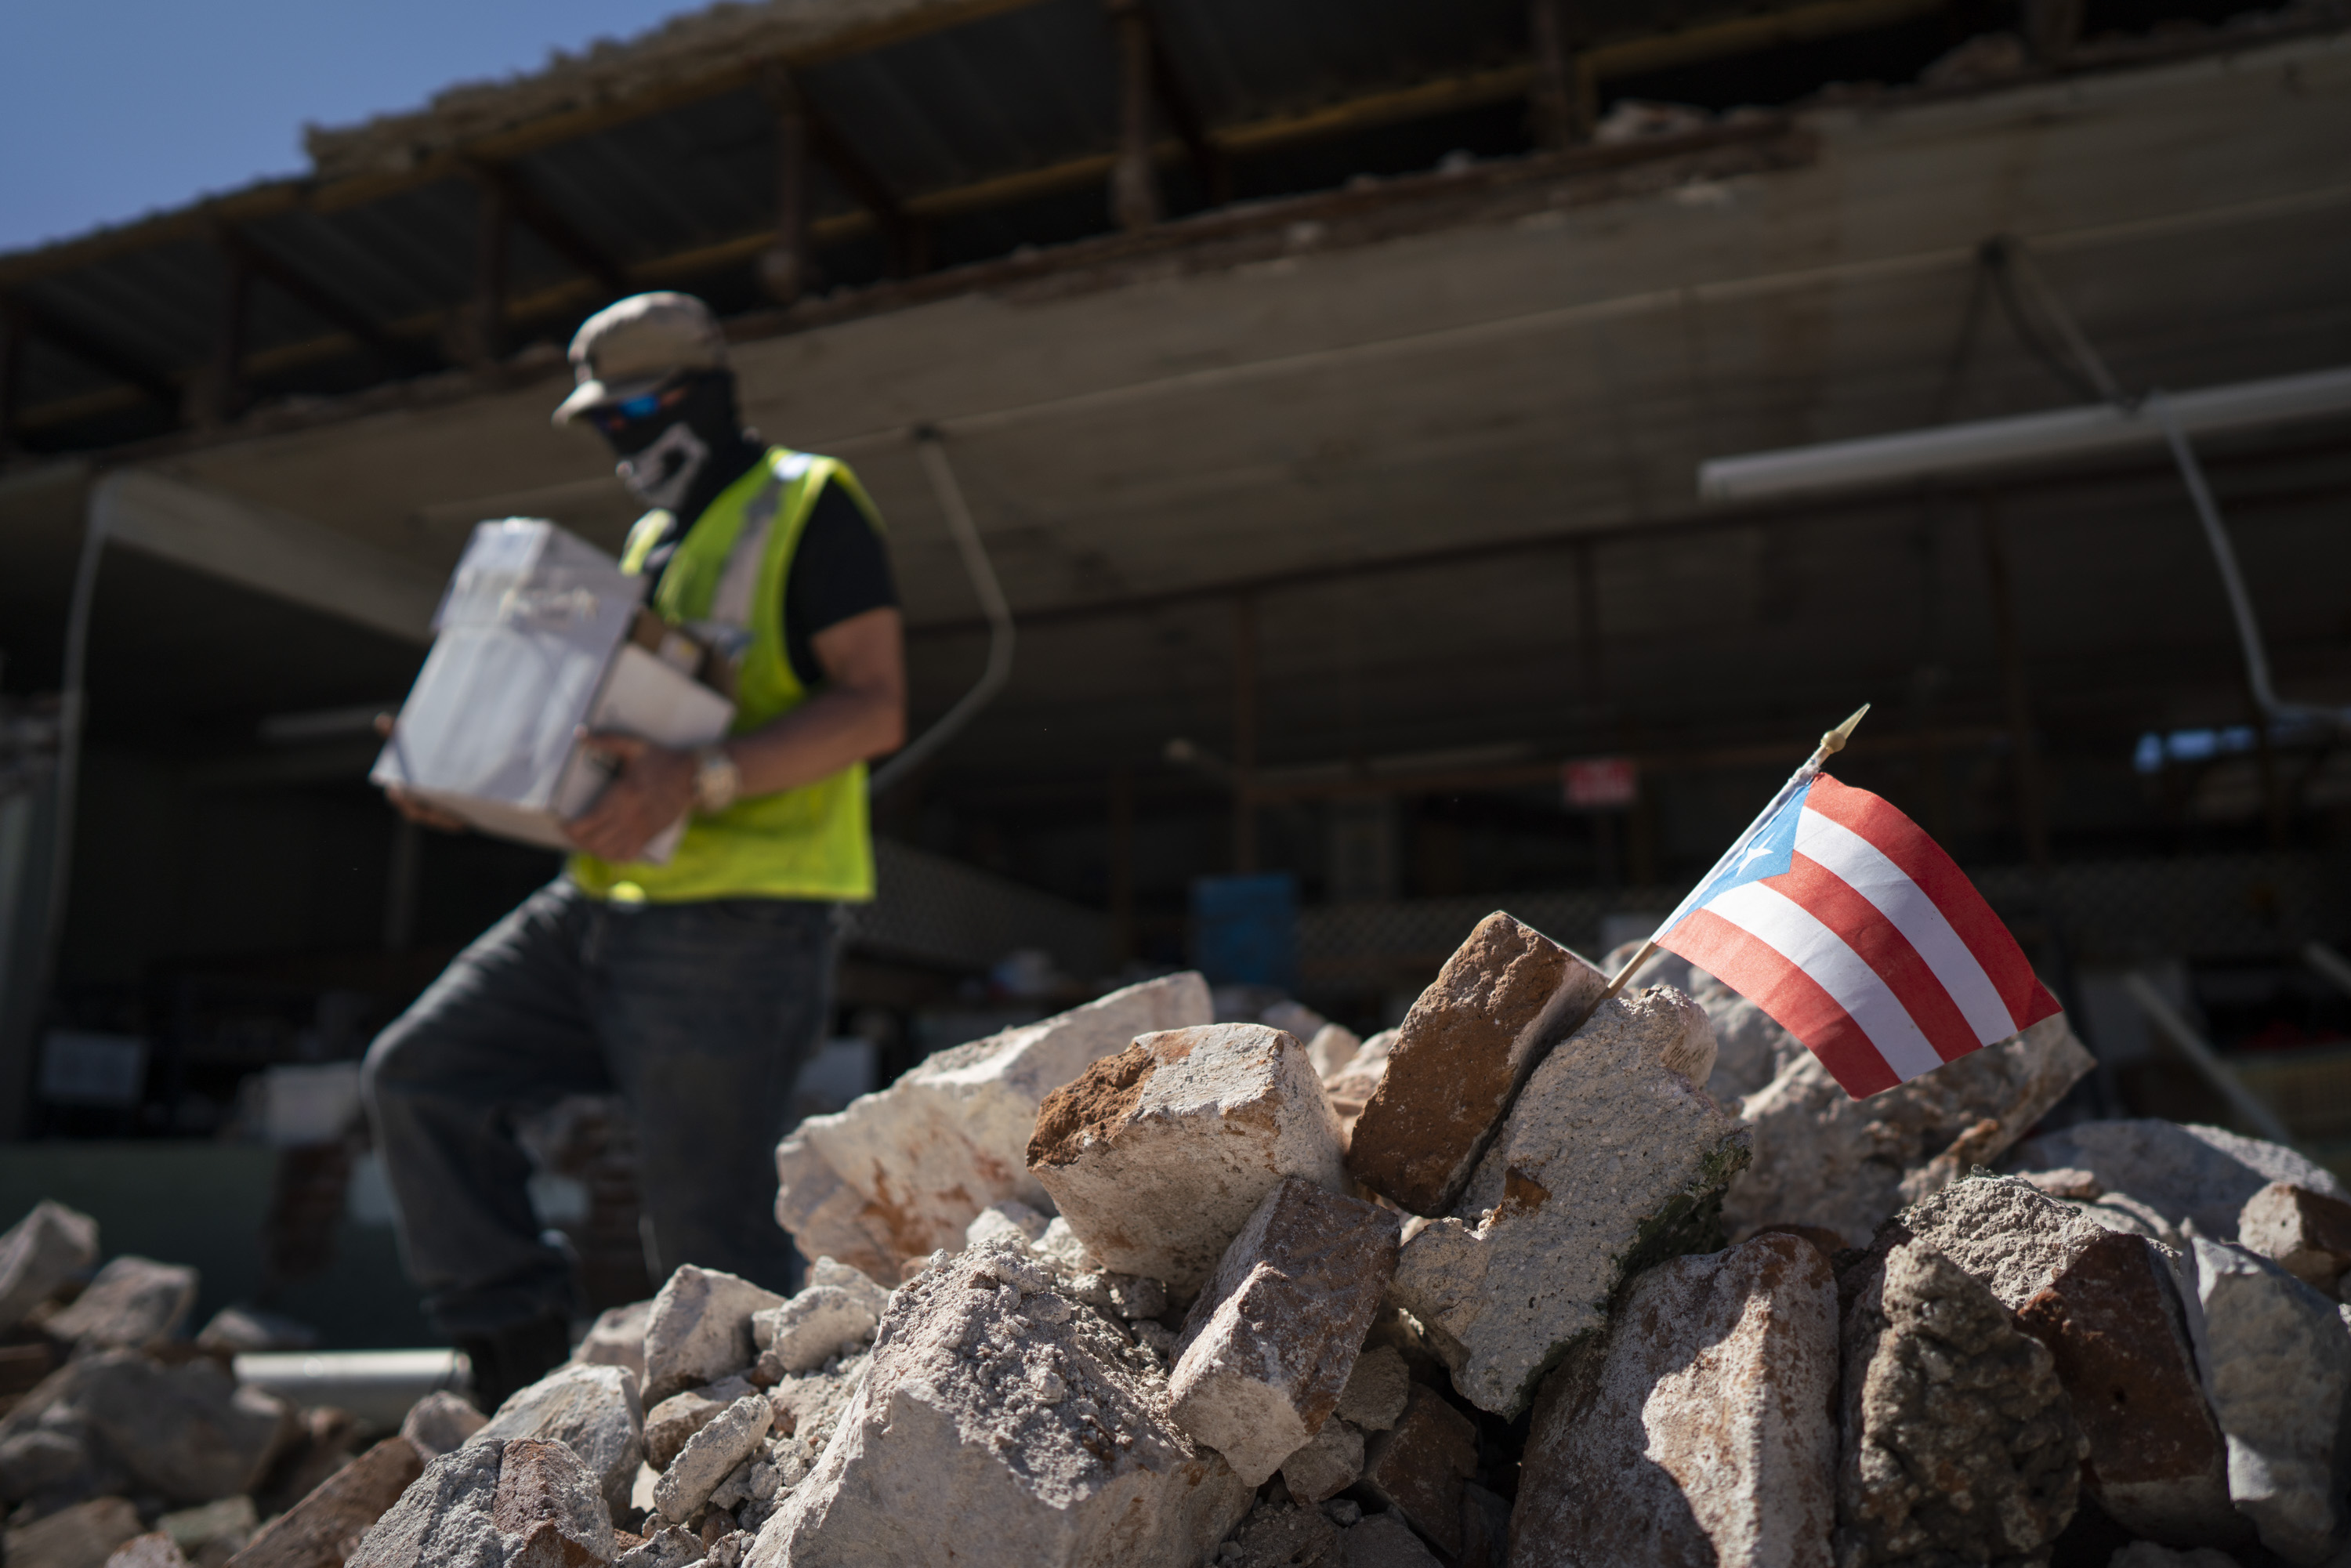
[[868, 432, 1015, 795], [1697, 364, 2351, 502], [233, 1349, 470, 1429], [2120, 971, 2301, 1150]]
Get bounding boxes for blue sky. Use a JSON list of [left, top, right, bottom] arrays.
[[0, 1, 705, 255]]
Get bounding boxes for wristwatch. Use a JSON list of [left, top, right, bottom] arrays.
[[691, 744, 741, 814]]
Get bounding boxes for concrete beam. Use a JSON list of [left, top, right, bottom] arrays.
[[89, 469, 440, 644]]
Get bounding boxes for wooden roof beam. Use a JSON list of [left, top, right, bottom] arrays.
[[223, 228, 424, 376], [2, 295, 179, 411], [1137, 2, 1229, 205], [469, 161, 629, 297]]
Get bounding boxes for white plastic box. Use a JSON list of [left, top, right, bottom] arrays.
[[370, 518, 733, 864]]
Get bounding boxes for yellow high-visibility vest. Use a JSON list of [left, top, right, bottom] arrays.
[[567, 447, 878, 903]]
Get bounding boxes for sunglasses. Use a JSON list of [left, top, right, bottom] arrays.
[[585, 389, 673, 432]]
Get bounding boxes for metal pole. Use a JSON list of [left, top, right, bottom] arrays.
[[2119, 970, 2299, 1150]]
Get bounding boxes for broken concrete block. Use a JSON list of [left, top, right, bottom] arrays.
[[1333, 1512, 1440, 1568], [1220, 1501, 1339, 1568], [0, 1202, 100, 1337], [614, 1524, 703, 1568], [2010, 1118, 2346, 1240], [107, 1536, 190, 1568], [158, 1495, 255, 1561], [74, 1350, 296, 1505], [1869, 1173, 2110, 1309], [2186, 1238, 2351, 1564], [1725, 1012, 2093, 1248], [0, 1427, 92, 1501], [1699, 990, 1809, 1107], [194, 1306, 316, 1355], [492, 1437, 615, 1568], [576, 1301, 652, 1386], [2012, 1230, 2241, 1550], [645, 1379, 753, 1472], [1320, 1030, 1395, 1118], [750, 1262, 888, 1377], [654, 1396, 770, 1526], [1347, 912, 1607, 1215], [401, 1392, 487, 1461], [643, 1267, 784, 1404], [1357, 1385, 1476, 1559], [1512, 1233, 1837, 1567], [2237, 1181, 2351, 1291], [963, 1200, 1051, 1251], [347, 1437, 618, 1568], [1304, 1024, 1361, 1081], [1167, 1177, 1400, 1483], [1335, 1345, 1407, 1432], [47, 1257, 198, 1351], [1836, 1241, 2085, 1566], [9, 1497, 143, 1568], [1388, 987, 1747, 1415], [227, 1436, 424, 1568], [472, 1361, 645, 1521], [1280, 1419, 1363, 1504], [775, 972, 1212, 1280], [763, 1359, 865, 1459], [1029, 1023, 1346, 1295], [748, 1242, 1252, 1566]]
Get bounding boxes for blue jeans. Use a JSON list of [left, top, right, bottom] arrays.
[[361, 879, 837, 1335]]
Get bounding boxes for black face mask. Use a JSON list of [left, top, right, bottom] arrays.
[[601, 374, 756, 515]]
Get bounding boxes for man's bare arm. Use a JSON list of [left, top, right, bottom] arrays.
[[564, 607, 907, 863]]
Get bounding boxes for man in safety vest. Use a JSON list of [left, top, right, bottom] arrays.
[[363, 292, 905, 1407]]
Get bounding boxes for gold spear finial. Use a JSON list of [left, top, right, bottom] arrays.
[[1820, 704, 1871, 756]]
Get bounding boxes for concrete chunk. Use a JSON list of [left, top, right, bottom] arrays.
[[107, 1536, 190, 1568], [1835, 1242, 2085, 1567], [575, 1301, 652, 1386], [2237, 1181, 2351, 1291], [47, 1257, 198, 1351], [1510, 1233, 1838, 1568], [749, 1262, 888, 1377], [654, 1396, 771, 1526], [402, 1392, 487, 1461], [748, 1241, 1252, 1566], [1346, 913, 1606, 1216], [2012, 1231, 2240, 1550], [644, 1380, 753, 1472], [643, 1267, 783, 1403], [774, 973, 1211, 1280], [1220, 1501, 1339, 1568], [0, 1202, 100, 1337], [1167, 1178, 1400, 1484], [613, 1525, 704, 1568], [1388, 987, 1748, 1415], [1279, 1419, 1363, 1505], [2186, 1238, 2351, 1565], [1867, 1173, 2109, 1310], [228, 1436, 424, 1568], [1357, 1385, 1476, 1559], [492, 1437, 616, 1568], [9, 1497, 143, 1568], [75, 1350, 297, 1505], [1028, 1023, 1345, 1296], [1335, 1345, 1407, 1432], [2009, 1118, 2346, 1240], [1725, 1012, 2093, 1248], [472, 1361, 645, 1522], [963, 1201, 1051, 1251]]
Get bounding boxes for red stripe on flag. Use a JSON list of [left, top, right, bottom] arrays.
[[1663, 907, 1902, 1097], [1766, 850, 1983, 1063], [1804, 774, 2056, 1031]]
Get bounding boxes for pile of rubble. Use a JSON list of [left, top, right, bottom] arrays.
[[16, 906, 2351, 1568]]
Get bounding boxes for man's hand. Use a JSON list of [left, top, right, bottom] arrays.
[[375, 714, 470, 832], [563, 733, 697, 863]]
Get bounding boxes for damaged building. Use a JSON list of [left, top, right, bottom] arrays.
[[0, 0, 2347, 1347]]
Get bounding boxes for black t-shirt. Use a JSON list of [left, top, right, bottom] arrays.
[[646, 479, 897, 688]]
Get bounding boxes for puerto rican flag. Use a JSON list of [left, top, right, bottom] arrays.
[[1656, 773, 2059, 1097]]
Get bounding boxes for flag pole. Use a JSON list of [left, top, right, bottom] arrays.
[[1591, 703, 1871, 1010]]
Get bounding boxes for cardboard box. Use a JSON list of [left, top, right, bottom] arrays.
[[370, 519, 734, 864]]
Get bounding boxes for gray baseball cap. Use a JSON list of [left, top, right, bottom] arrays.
[[552, 292, 729, 424]]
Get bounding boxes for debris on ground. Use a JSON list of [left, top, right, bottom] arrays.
[[0, 909, 2327, 1568]]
